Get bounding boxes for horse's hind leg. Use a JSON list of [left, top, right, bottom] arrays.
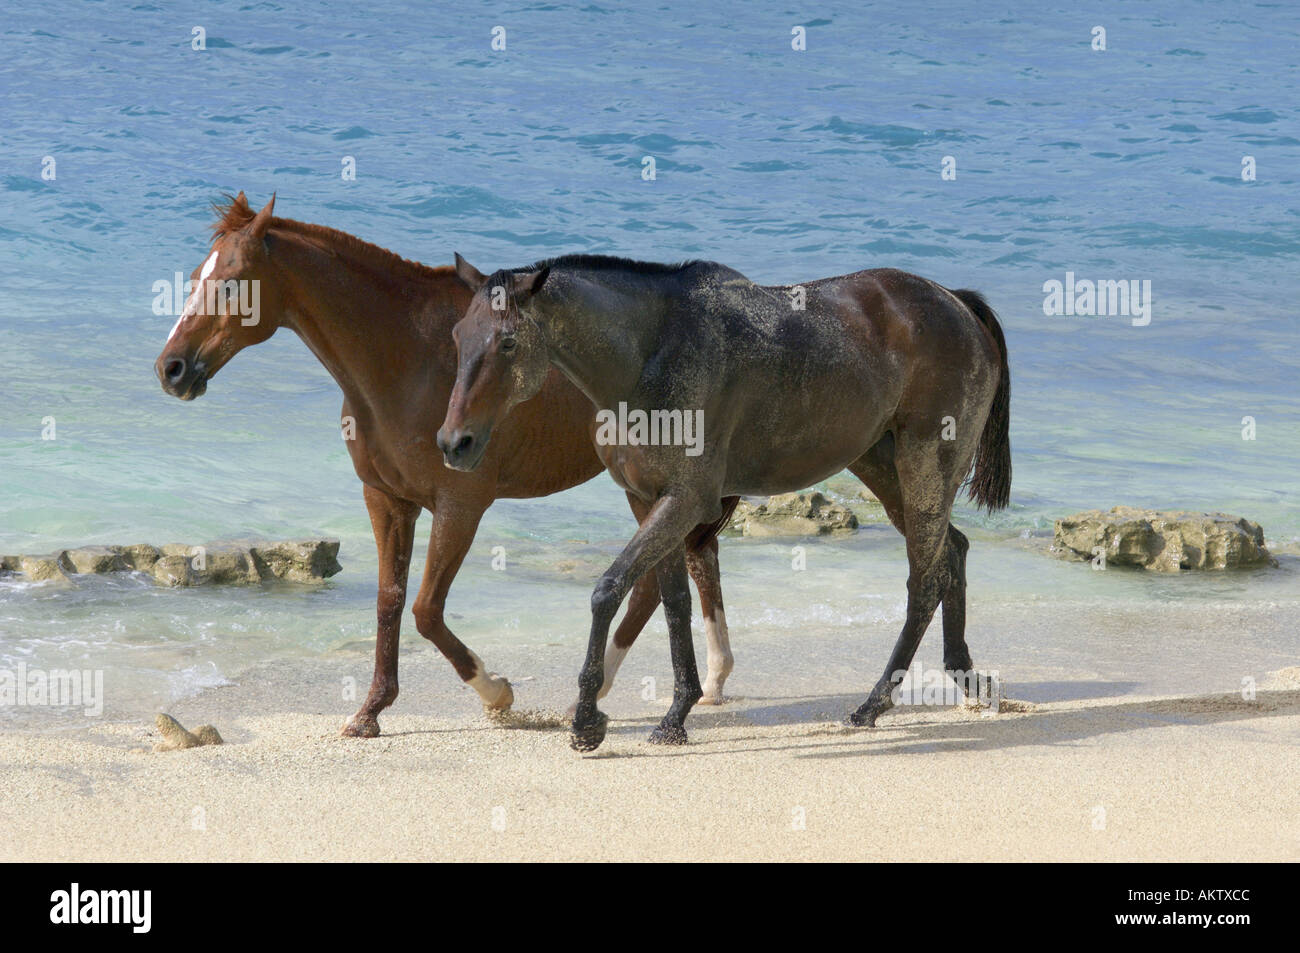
[[602, 572, 659, 698], [687, 536, 732, 704], [650, 543, 702, 745], [852, 441, 986, 712], [848, 432, 965, 727], [939, 525, 981, 692], [411, 497, 514, 711], [343, 486, 419, 738], [938, 526, 995, 703]]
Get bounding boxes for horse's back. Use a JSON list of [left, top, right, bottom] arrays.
[[665, 264, 1001, 491]]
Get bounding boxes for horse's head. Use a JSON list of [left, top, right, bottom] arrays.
[[437, 254, 551, 471], [155, 192, 285, 400]]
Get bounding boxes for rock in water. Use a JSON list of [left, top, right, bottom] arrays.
[[151, 555, 194, 587], [1053, 506, 1275, 572], [118, 544, 162, 571], [0, 539, 341, 586], [156, 544, 260, 586], [18, 554, 72, 584], [202, 545, 261, 585], [153, 713, 223, 751], [729, 491, 859, 537], [63, 546, 128, 574], [248, 539, 343, 582]]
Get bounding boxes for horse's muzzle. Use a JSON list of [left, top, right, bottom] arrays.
[[156, 354, 208, 401], [437, 427, 486, 471]]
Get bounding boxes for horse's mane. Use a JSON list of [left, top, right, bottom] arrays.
[[209, 194, 449, 280], [483, 255, 706, 307], [525, 253, 704, 275]]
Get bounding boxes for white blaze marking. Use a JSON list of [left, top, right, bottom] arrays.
[[168, 251, 218, 342]]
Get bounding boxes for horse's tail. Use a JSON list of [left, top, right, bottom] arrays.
[[951, 289, 1012, 512]]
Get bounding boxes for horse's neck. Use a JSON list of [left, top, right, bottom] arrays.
[[276, 236, 459, 414], [541, 276, 663, 408]]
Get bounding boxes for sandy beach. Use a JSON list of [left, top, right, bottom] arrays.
[[4, 651, 1296, 863]]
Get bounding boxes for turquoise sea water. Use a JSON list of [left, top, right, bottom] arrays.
[[1, 1, 1297, 725]]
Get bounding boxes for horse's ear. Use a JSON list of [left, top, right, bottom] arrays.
[[454, 252, 487, 291], [234, 191, 249, 210], [516, 266, 550, 299], [249, 193, 276, 240]]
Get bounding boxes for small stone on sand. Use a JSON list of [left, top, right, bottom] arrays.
[[153, 713, 223, 751]]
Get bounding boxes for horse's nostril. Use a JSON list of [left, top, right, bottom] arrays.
[[454, 434, 474, 455], [164, 358, 186, 383]]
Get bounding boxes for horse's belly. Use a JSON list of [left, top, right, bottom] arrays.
[[720, 387, 885, 495], [725, 447, 870, 497]]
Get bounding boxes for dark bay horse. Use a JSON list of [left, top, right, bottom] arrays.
[[153, 195, 738, 737], [439, 255, 1011, 751]]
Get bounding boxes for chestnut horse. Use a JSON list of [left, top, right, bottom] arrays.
[[440, 255, 1011, 751], [153, 194, 738, 737]]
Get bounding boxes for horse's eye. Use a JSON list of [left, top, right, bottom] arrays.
[[500, 337, 517, 353]]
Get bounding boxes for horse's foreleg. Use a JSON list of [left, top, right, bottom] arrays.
[[686, 537, 732, 704], [412, 499, 514, 711], [649, 544, 701, 745], [568, 489, 726, 714], [571, 493, 706, 752], [564, 571, 658, 717], [342, 486, 420, 738], [564, 489, 664, 715]]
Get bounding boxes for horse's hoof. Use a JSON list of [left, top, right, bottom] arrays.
[[846, 701, 891, 728], [569, 710, 609, 752], [342, 714, 380, 738], [647, 723, 688, 745], [482, 677, 514, 712], [697, 694, 725, 706]]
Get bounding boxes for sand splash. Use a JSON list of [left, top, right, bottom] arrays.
[[485, 707, 568, 730]]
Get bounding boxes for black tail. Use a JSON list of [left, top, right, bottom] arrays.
[[951, 289, 1011, 512]]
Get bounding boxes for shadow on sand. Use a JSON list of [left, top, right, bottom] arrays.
[[590, 686, 1300, 760]]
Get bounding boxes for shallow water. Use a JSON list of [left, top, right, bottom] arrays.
[[1, 2, 1297, 727]]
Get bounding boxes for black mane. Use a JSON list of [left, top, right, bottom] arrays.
[[523, 253, 703, 275], [484, 254, 711, 302]]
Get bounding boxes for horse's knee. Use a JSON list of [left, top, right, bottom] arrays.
[[375, 582, 406, 628], [591, 575, 622, 624], [410, 599, 440, 638]]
